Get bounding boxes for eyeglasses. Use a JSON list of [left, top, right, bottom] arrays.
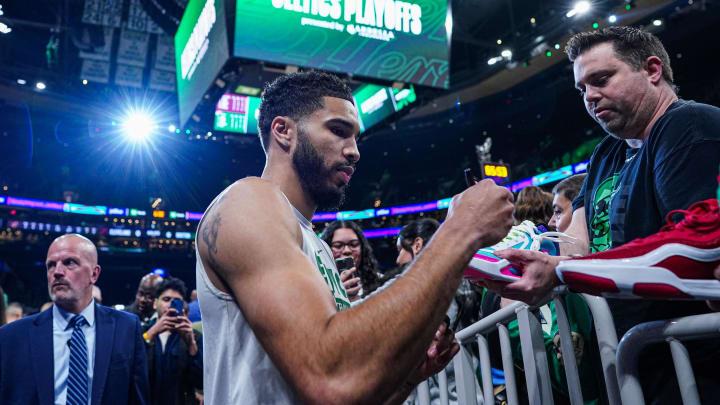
[[330, 240, 361, 251]]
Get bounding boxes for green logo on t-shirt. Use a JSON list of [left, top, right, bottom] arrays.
[[589, 174, 619, 253], [314, 251, 351, 311]]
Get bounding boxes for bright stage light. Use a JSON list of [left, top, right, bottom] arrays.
[[567, 1, 591, 17], [122, 112, 155, 142], [168, 124, 176, 132], [35, 82, 46, 90], [608, 14, 617, 23]]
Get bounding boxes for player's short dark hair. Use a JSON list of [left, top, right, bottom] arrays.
[[155, 276, 188, 301], [565, 26, 675, 90], [257, 71, 354, 153]]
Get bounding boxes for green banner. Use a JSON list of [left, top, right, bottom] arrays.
[[175, 0, 230, 126], [234, 0, 449, 88]]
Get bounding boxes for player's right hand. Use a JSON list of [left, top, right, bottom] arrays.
[[447, 179, 515, 248]]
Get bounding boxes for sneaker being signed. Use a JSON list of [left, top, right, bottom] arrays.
[[464, 220, 575, 283]]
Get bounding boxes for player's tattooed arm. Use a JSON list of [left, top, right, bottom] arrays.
[[200, 193, 227, 270]]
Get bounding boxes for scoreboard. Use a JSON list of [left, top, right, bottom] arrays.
[[480, 162, 511, 185]]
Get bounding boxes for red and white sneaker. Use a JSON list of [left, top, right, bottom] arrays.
[[556, 198, 720, 299]]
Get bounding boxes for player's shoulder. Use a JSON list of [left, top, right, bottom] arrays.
[[199, 178, 299, 244], [220, 177, 288, 209]]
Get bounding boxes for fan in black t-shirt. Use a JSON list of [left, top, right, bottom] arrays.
[[480, 27, 720, 404]]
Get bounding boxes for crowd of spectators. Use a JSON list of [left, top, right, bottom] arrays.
[[1, 25, 720, 405]]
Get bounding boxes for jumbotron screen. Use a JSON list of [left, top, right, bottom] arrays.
[[213, 93, 261, 133], [354, 83, 416, 131], [214, 83, 416, 134], [175, 0, 230, 126], [233, 0, 451, 89]]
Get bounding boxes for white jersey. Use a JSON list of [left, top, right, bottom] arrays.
[[196, 186, 350, 404]]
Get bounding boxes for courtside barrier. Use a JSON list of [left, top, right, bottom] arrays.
[[616, 312, 720, 405], [420, 288, 621, 405]]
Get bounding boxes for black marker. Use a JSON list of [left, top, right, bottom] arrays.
[[464, 168, 479, 188]]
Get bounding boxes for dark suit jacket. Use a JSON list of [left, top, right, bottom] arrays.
[[147, 327, 203, 405], [0, 303, 149, 405]]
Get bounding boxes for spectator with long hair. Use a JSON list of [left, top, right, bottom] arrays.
[[321, 220, 381, 299], [513, 186, 554, 226]]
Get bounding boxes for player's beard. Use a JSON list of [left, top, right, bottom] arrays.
[[292, 128, 348, 211]]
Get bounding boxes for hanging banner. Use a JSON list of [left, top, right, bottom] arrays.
[[115, 63, 144, 88], [154, 35, 176, 72], [127, 0, 165, 34], [82, 0, 124, 27], [81, 0, 103, 25], [80, 59, 111, 83], [117, 28, 150, 67], [149, 69, 176, 92], [79, 27, 115, 61]]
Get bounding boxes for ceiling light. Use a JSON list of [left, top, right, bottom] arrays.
[[653, 19, 662, 26], [17, 79, 26, 85], [501, 49, 512, 58], [567, 1, 591, 18], [487, 57, 498, 66], [35, 82, 46, 90], [121, 111, 155, 143]]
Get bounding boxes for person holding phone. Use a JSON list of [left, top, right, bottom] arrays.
[[321, 220, 381, 301], [143, 277, 202, 405]]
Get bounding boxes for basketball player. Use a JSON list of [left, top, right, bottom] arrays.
[[196, 71, 515, 404]]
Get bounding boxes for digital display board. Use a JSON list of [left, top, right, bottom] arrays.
[[480, 162, 511, 185], [213, 93, 262, 133], [233, 0, 451, 88], [353, 84, 416, 131], [175, 0, 230, 126]]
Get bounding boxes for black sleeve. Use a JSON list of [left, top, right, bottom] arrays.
[[572, 173, 588, 212], [187, 330, 203, 390], [130, 317, 150, 405], [653, 140, 720, 217], [651, 102, 720, 216]]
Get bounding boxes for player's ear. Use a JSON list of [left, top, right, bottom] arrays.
[[270, 116, 296, 151]]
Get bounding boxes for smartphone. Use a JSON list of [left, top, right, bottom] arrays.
[[169, 298, 184, 317], [336, 257, 355, 273], [336, 257, 362, 298]]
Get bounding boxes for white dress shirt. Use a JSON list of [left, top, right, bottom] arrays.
[[53, 299, 96, 405]]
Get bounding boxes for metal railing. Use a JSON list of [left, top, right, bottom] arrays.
[[416, 288, 621, 405], [616, 312, 720, 405], [416, 291, 720, 405]]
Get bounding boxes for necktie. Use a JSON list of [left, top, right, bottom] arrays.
[[66, 314, 89, 405]]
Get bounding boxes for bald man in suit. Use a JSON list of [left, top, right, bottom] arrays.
[[0, 234, 149, 405]]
